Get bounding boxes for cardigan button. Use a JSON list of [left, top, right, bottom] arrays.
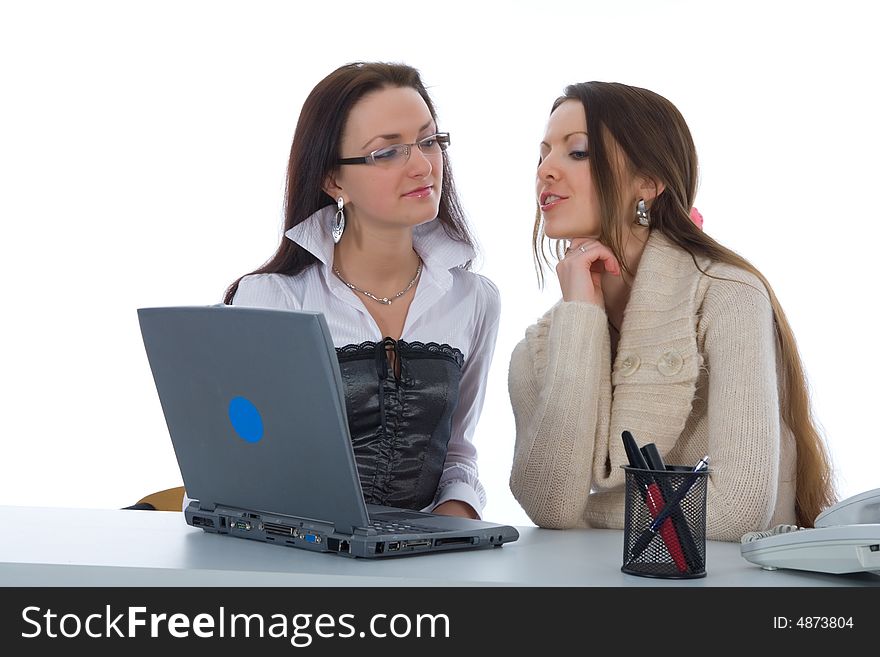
[[657, 349, 683, 376], [619, 354, 640, 376]]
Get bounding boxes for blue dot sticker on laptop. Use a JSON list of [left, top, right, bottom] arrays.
[[228, 396, 264, 443]]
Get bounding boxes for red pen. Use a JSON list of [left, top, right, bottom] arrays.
[[644, 482, 688, 572]]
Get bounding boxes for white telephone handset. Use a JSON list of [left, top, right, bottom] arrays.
[[740, 487, 880, 575], [814, 487, 880, 527]]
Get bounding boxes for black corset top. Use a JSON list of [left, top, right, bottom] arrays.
[[335, 338, 464, 511]]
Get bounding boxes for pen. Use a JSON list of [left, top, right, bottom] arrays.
[[621, 430, 649, 470], [640, 443, 704, 573], [620, 432, 688, 572], [626, 455, 710, 565], [646, 456, 709, 532], [642, 479, 688, 573]]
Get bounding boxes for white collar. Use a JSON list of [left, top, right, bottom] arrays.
[[284, 205, 476, 291]]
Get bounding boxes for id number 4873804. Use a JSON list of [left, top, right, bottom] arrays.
[[773, 617, 854, 629]]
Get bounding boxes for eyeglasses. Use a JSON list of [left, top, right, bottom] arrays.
[[338, 132, 450, 168]]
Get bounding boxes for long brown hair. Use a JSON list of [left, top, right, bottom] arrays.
[[532, 81, 836, 527], [223, 61, 475, 304]]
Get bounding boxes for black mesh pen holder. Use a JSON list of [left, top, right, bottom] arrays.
[[621, 465, 709, 579]]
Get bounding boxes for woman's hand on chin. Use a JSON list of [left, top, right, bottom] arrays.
[[556, 237, 620, 306]]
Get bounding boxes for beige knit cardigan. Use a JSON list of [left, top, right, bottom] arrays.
[[508, 231, 797, 541]]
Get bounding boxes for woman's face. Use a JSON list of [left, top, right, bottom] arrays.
[[331, 86, 443, 230], [536, 99, 600, 239]]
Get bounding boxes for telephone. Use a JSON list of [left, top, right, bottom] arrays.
[[740, 487, 880, 575]]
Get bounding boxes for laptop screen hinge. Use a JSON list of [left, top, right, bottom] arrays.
[[197, 500, 217, 512]]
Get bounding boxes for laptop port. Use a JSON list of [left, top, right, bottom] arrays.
[[434, 536, 475, 547], [327, 538, 349, 552], [192, 516, 214, 528], [264, 521, 296, 537], [233, 520, 251, 531], [401, 539, 431, 549], [375, 542, 385, 554], [388, 541, 401, 551]]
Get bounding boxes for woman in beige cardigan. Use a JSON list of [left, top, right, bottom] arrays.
[[508, 82, 836, 541]]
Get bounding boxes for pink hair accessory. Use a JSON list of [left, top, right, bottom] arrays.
[[689, 206, 704, 229]]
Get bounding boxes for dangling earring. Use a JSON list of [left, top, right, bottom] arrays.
[[332, 196, 345, 244], [635, 199, 650, 227]]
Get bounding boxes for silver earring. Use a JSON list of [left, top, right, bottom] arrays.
[[332, 196, 345, 244], [635, 199, 650, 227]]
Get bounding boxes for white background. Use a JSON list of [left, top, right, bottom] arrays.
[[1, 0, 877, 527]]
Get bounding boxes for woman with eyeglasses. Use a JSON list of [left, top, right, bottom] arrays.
[[217, 62, 498, 519], [508, 81, 837, 540]]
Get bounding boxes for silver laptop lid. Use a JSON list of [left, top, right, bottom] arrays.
[[138, 305, 371, 533]]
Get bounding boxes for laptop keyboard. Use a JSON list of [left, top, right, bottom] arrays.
[[369, 520, 443, 535]]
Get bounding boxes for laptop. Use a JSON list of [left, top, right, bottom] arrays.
[[137, 304, 519, 558]]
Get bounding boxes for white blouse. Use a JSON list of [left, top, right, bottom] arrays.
[[223, 205, 500, 517]]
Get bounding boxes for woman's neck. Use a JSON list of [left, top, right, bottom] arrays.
[[601, 225, 650, 330], [332, 222, 421, 291]]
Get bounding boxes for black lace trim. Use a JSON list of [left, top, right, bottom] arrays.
[[336, 340, 464, 367]]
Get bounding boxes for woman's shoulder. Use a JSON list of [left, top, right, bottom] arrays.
[[237, 271, 298, 292], [450, 268, 500, 315], [703, 261, 771, 302], [699, 260, 773, 326], [232, 272, 306, 309]]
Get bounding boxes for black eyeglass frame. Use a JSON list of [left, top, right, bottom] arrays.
[[337, 132, 451, 166]]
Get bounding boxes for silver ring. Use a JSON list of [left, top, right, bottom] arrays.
[[579, 245, 587, 254]]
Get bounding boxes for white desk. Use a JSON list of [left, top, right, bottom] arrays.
[[1, 505, 878, 587]]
